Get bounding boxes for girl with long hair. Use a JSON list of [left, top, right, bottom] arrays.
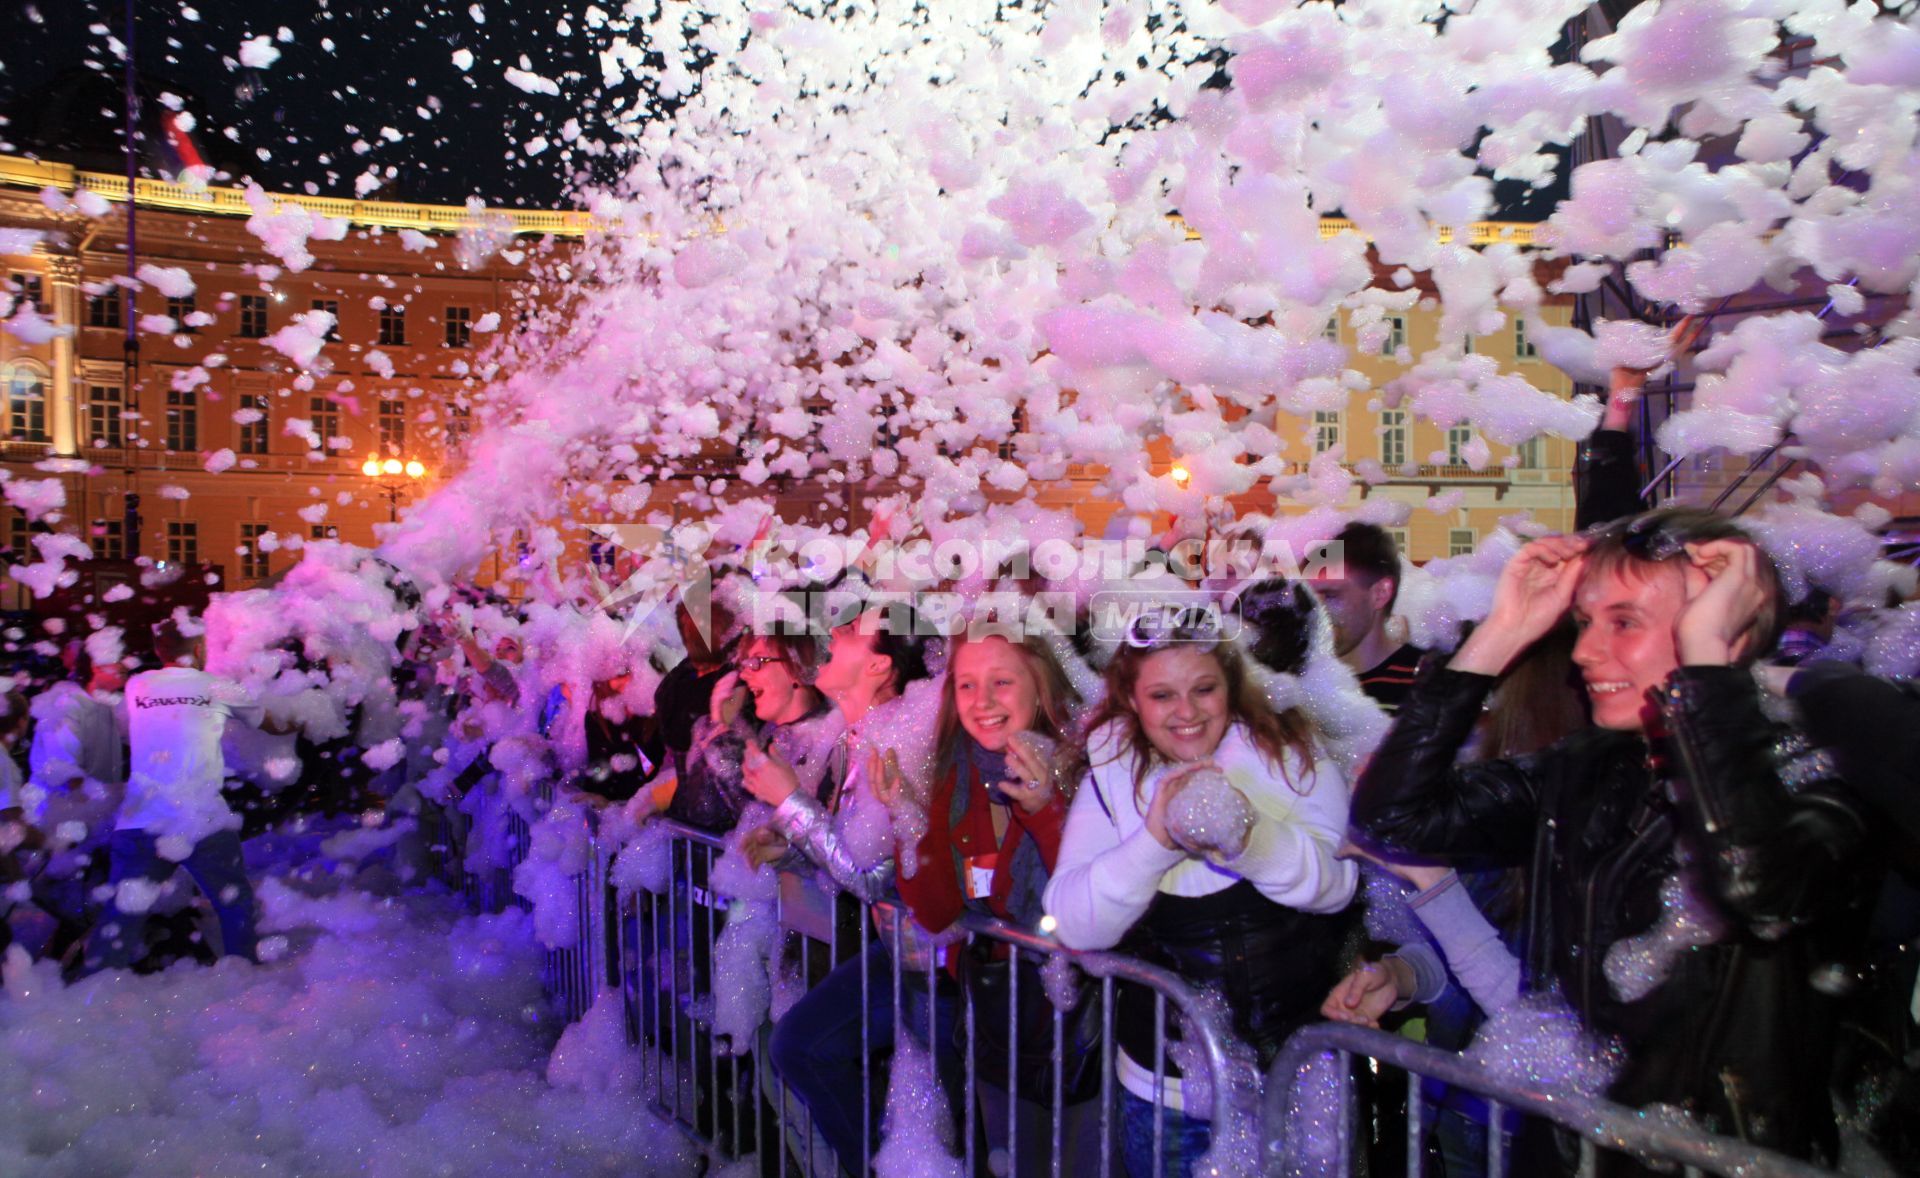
[[1044, 610, 1357, 1178]]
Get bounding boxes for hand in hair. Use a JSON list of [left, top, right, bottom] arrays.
[[1674, 539, 1772, 666], [742, 738, 800, 806], [1454, 535, 1591, 676]]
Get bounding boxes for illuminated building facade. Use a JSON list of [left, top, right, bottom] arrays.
[[2, 154, 1579, 599]]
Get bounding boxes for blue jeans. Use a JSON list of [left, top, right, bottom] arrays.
[[769, 939, 961, 1176], [86, 828, 258, 970], [1120, 1091, 1213, 1178]]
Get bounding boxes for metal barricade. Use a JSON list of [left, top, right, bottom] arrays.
[[604, 815, 1247, 1178], [1264, 1022, 1838, 1178], [415, 780, 1836, 1178]]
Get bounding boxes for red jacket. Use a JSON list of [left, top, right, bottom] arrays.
[[893, 758, 1068, 936]]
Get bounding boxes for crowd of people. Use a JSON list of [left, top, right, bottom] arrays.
[[2, 361, 1918, 1177]]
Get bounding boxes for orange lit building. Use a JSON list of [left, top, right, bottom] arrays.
[[3, 153, 1581, 596], [0, 154, 578, 596]]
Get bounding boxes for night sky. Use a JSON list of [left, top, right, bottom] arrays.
[[0, 0, 629, 209], [0, 0, 1564, 218]]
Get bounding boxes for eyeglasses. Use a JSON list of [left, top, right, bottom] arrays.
[[737, 655, 786, 672]]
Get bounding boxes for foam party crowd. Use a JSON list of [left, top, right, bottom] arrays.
[[4, 0, 1920, 1176]]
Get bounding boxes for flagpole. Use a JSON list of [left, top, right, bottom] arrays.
[[122, 0, 142, 561]]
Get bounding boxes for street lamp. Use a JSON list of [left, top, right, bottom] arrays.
[[362, 455, 429, 522]]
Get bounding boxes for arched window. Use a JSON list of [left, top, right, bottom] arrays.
[[4, 361, 49, 444]]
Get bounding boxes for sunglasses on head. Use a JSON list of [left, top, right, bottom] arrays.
[[1607, 516, 1688, 563]]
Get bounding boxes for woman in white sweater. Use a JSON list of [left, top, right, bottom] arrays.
[[1043, 615, 1358, 1178]]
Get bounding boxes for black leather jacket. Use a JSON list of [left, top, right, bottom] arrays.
[[1353, 665, 1871, 1167]]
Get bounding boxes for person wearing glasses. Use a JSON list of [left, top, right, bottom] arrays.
[[684, 630, 838, 831], [1043, 604, 1358, 1178], [1352, 506, 1873, 1174], [747, 602, 942, 1178]]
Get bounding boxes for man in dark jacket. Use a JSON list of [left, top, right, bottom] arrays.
[[1353, 507, 1872, 1173]]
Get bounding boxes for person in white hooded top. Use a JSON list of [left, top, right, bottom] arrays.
[[1043, 608, 1357, 1178], [85, 622, 269, 972], [24, 645, 127, 846]]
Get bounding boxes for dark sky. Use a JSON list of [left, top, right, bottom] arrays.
[[0, 0, 1564, 218], [0, 0, 622, 208]]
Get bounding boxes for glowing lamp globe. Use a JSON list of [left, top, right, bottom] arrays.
[[382, 458, 403, 475], [404, 461, 426, 479], [361, 458, 382, 477]]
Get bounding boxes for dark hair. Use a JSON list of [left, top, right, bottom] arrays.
[[152, 620, 195, 665], [66, 642, 95, 685], [864, 601, 930, 695], [740, 629, 821, 680], [1785, 587, 1833, 624], [1319, 523, 1403, 612], [1478, 619, 1588, 760], [1235, 578, 1319, 675], [1083, 638, 1316, 807], [1582, 507, 1785, 664]]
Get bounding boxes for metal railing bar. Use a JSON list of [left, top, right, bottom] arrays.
[[1266, 1023, 1834, 1178]]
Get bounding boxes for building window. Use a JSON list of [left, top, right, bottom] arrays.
[[1462, 333, 1475, 355], [1382, 315, 1406, 356], [312, 298, 341, 341], [238, 394, 270, 455], [444, 306, 472, 348], [309, 396, 340, 451], [1449, 528, 1477, 558], [1379, 409, 1407, 468], [88, 384, 124, 448], [1446, 424, 1472, 466], [1515, 318, 1537, 359], [165, 520, 199, 566], [445, 404, 472, 456], [310, 523, 338, 541], [6, 274, 46, 315], [996, 405, 1028, 461], [91, 518, 126, 560], [378, 401, 407, 455], [238, 294, 269, 338], [7, 364, 49, 443], [166, 294, 197, 333], [6, 510, 29, 557], [88, 289, 123, 328], [167, 388, 198, 451], [1322, 315, 1339, 342], [1387, 527, 1411, 559], [239, 523, 270, 580], [1517, 436, 1544, 469], [1313, 410, 1341, 454], [378, 304, 407, 346]]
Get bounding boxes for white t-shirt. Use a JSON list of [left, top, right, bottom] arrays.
[[116, 667, 264, 843]]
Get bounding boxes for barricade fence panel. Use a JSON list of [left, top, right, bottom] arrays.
[[412, 779, 1840, 1178]]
